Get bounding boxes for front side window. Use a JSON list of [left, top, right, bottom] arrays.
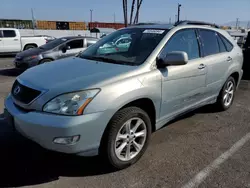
[[160, 29, 200, 60], [39, 38, 69, 50], [80, 28, 168, 66], [3, 30, 16, 38], [199, 29, 220, 56], [66, 39, 84, 49], [0, 31, 3, 38], [216, 33, 227, 53]]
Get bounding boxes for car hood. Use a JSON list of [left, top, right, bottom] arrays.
[[18, 57, 138, 93], [17, 48, 44, 58]]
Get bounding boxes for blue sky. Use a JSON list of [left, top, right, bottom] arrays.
[[0, 0, 249, 24]]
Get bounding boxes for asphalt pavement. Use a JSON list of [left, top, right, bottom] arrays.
[[0, 57, 250, 188]]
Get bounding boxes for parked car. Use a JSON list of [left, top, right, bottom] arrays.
[[0, 28, 47, 55], [14, 36, 98, 69], [98, 36, 132, 54], [4, 22, 243, 169]]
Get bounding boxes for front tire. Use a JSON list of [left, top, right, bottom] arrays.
[[216, 76, 236, 111], [103, 107, 152, 170], [39, 59, 52, 64], [24, 45, 36, 51]]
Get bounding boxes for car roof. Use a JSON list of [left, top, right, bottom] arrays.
[[57, 36, 98, 40], [128, 24, 174, 30], [127, 20, 220, 30]]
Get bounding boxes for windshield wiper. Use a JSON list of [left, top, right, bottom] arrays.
[[81, 55, 132, 65]]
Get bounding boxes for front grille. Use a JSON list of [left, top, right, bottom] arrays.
[[11, 80, 41, 104]]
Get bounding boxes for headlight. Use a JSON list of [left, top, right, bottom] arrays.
[[25, 55, 38, 60], [43, 89, 100, 115]]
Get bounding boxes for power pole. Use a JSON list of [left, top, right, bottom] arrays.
[[177, 3, 181, 23], [31, 8, 36, 29], [247, 21, 250, 29], [169, 17, 171, 24], [236, 18, 239, 30]]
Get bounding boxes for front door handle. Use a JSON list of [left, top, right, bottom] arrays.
[[198, 64, 206, 70], [227, 56, 232, 62]]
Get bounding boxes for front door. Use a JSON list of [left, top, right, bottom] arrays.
[[158, 29, 207, 120], [2, 30, 21, 53], [59, 39, 84, 58]]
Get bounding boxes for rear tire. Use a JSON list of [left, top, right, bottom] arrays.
[[215, 76, 236, 111], [24, 45, 36, 51], [101, 107, 152, 170]]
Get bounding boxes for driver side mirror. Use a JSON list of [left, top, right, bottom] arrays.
[[61, 45, 70, 53], [157, 51, 188, 67]]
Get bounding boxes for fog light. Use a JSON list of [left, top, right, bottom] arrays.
[[53, 135, 80, 145]]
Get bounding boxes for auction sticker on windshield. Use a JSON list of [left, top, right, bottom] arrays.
[[143, 29, 165, 34]]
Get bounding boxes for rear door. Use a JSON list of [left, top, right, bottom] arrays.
[[2, 30, 21, 52], [198, 29, 231, 98]]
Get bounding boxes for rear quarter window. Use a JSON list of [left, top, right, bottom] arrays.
[[219, 33, 234, 52]]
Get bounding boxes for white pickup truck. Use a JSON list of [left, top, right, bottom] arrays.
[[0, 28, 47, 55]]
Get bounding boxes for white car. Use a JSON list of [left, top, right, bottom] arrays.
[[0, 28, 47, 55]]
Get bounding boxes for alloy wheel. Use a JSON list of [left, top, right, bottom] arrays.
[[115, 117, 147, 161]]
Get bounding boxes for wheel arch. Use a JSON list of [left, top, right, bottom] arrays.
[[39, 58, 54, 64], [23, 43, 38, 50]]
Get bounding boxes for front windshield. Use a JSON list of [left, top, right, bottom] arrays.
[[39, 38, 69, 50], [80, 28, 169, 66]]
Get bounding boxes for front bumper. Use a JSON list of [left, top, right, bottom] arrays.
[[14, 58, 41, 69], [4, 95, 111, 156]]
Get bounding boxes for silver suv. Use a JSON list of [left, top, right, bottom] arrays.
[[4, 22, 243, 169]]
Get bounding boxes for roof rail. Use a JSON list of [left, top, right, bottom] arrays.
[[174, 20, 220, 28]]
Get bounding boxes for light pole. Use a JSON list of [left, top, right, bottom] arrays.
[[90, 9, 93, 30], [177, 3, 181, 23], [90, 9, 93, 22]]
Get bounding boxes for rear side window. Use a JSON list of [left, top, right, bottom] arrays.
[[3, 30, 16, 38], [216, 33, 227, 53], [160, 29, 200, 60], [199, 29, 220, 56], [219, 34, 234, 52], [66, 39, 83, 49], [0, 31, 3, 37]]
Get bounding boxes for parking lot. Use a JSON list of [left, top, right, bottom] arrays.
[[0, 57, 250, 188]]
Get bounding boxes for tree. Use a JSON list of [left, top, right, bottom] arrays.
[[123, 0, 143, 26]]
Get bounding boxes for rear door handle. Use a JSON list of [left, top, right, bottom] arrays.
[[198, 64, 206, 70], [14, 39, 18, 41], [227, 57, 232, 62]]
